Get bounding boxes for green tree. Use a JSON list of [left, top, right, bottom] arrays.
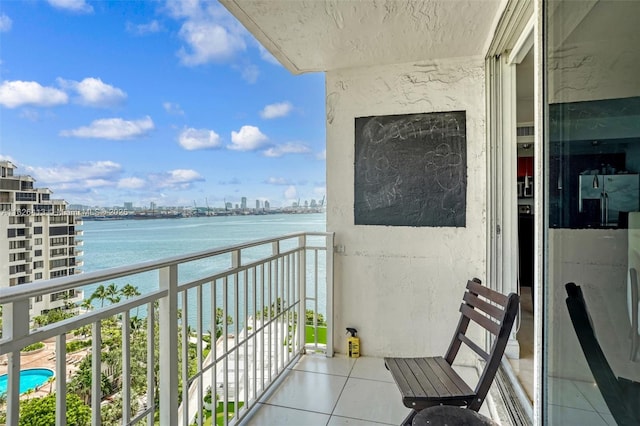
[[69, 356, 112, 405], [79, 298, 93, 312], [18, 393, 90, 426], [120, 284, 141, 317], [32, 308, 74, 327], [105, 283, 121, 305], [214, 307, 233, 338], [91, 284, 108, 308], [305, 310, 326, 326], [120, 284, 140, 300]]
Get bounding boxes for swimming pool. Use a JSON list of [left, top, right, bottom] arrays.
[[0, 368, 54, 395]]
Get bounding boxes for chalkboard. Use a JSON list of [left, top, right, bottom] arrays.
[[354, 111, 467, 227]]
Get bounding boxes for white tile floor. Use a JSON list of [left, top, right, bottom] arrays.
[[547, 377, 616, 426], [512, 289, 618, 425], [239, 354, 492, 426]]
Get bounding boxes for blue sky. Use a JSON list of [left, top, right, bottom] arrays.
[[0, 0, 326, 209]]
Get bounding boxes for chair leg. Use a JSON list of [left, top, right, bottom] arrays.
[[401, 410, 418, 426]]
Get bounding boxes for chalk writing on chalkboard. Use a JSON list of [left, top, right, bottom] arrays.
[[354, 111, 467, 227]]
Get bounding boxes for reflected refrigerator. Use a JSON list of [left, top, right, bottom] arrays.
[[579, 174, 640, 227]]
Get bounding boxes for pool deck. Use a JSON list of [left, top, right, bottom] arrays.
[[0, 335, 89, 399]]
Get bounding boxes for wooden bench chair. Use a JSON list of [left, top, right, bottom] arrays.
[[384, 278, 519, 425], [566, 282, 640, 425]]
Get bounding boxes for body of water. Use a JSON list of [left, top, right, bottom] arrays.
[[79, 213, 327, 331]]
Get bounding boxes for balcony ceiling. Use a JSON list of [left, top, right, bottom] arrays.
[[220, 0, 504, 74]]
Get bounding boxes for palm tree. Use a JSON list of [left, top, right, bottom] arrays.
[[45, 376, 55, 394], [120, 283, 140, 300], [23, 388, 35, 400], [90, 284, 107, 308], [105, 283, 121, 305], [79, 298, 93, 313], [120, 284, 141, 317]]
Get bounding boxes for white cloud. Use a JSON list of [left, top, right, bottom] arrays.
[[260, 101, 292, 119], [284, 185, 297, 200], [150, 169, 204, 189], [0, 80, 68, 108], [58, 77, 127, 107], [166, 0, 247, 66], [60, 116, 154, 140], [241, 64, 259, 84], [229, 125, 268, 151], [317, 149, 326, 160], [219, 177, 241, 185], [258, 45, 280, 65], [0, 154, 16, 163], [178, 127, 222, 150], [25, 161, 122, 185], [165, 0, 203, 18], [127, 20, 162, 35], [177, 20, 245, 65], [0, 14, 12, 32], [263, 142, 311, 158], [117, 177, 146, 189], [47, 0, 93, 13], [265, 177, 292, 185], [19, 109, 41, 122], [313, 186, 326, 198], [163, 101, 185, 115]]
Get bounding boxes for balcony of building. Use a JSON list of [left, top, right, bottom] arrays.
[[0, 231, 508, 425], [1, 232, 340, 425]]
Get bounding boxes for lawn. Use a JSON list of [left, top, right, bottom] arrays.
[[202, 402, 244, 426], [305, 325, 327, 345]]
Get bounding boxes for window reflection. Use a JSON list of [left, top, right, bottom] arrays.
[[546, 1, 640, 424]]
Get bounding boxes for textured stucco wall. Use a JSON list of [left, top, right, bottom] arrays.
[[325, 56, 487, 360]]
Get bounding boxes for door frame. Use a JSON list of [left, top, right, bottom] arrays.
[[485, 0, 540, 422]]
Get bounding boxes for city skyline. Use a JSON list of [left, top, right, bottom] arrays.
[[0, 0, 326, 208]]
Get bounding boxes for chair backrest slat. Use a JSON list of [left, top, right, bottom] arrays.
[[441, 278, 519, 411], [460, 304, 500, 335], [463, 291, 504, 320], [469, 292, 519, 410], [467, 279, 509, 306]]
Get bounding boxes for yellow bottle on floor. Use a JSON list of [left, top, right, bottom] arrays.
[[346, 327, 360, 358]]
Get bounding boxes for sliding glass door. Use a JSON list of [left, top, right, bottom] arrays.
[[545, 1, 640, 424]]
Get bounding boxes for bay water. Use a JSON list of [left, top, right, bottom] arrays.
[[80, 213, 327, 331]]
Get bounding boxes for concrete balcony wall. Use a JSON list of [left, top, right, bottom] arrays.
[[326, 56, 487, 360]]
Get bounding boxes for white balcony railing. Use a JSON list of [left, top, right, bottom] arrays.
[[0, 232, 334, 425]]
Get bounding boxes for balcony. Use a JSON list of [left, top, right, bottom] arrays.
[[0, 232, 336, 425]]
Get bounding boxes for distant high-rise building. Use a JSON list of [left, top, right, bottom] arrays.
[[0, 161, 83, 319], [225, 202, 233, 210], [241, 197, 247, 210], [264, 201, 270, 210], [124, 202, 133, 211], [310, 199, 317, 208], [150, 201, 157, 211], [256, 200, 260, 209]]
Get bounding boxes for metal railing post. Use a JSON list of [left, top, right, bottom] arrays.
[[5, 299, 29, 426], [159, 264, 179, 424], [91, 321, 102, 426], [326, 233, 335, 357], [55, 333, 67, 426], [298, 235, 306, 353]]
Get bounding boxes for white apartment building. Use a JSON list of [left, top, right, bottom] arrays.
[[0, 160, 83, 318]]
